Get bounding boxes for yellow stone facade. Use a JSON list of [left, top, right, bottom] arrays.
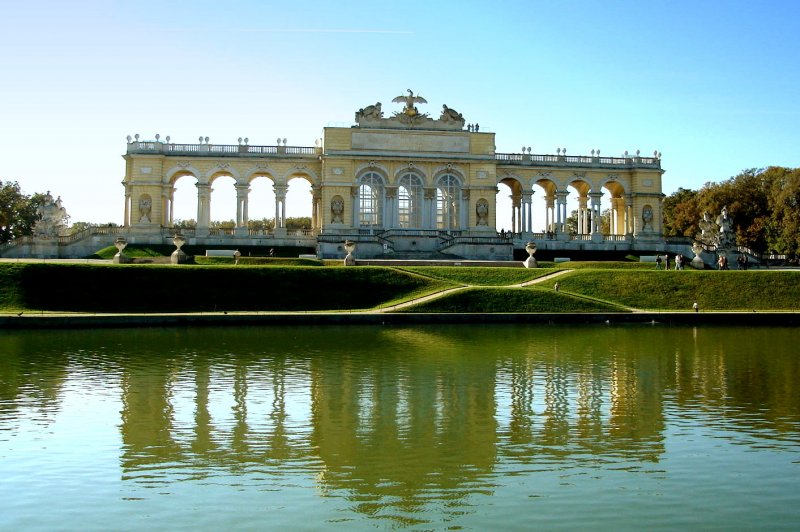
[[121, 93, 665, 259]]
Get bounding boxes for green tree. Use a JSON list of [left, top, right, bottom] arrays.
[[662, 187, 700, 237], [173, 218, 197, 230], [0, 180, 45, 244], [764, 166, 800, 257], [248, 218, 275, 232], [285, 217, 312, 231]]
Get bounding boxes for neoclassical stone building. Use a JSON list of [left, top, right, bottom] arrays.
[[117, 90, 665, 260], [0, 91, 665, 260]]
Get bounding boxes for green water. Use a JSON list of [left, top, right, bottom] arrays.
[[1, 324, 799, 530]]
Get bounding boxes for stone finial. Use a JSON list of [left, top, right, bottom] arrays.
[[126, 135, 132, 143], [155, 134, 160, 141], [134, 133, 139, 141], [166, 136, 170, 143], [244, 138, 248, 145], [282, 138, 287, 145], [204, 136, 209, 143]]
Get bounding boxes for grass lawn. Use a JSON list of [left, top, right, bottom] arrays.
[[393, 266, 556, 286], [0, 263, 453, 313], [556, 269, 800, 310], [397, 287, 627, 313]]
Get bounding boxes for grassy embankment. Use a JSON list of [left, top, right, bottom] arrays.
[[398, 267, 800, 312], [0, 263, 454, 313], [2, 262, 799, 314]]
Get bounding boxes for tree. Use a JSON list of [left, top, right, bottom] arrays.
[[0, 180, 44, 244], [764, 167, 800, 257], [661, 167, 800, 257], [285, 217, 312, 231], [248, 218, 275, 232], [662, 187, 700, 237], [173, 218, 197, 230]]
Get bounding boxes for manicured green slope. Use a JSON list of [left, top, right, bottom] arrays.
[[398, 287, 626, 313], [394, 266, 555, 286], [0, 263, 451, 313], [556, 270, 800, 310]]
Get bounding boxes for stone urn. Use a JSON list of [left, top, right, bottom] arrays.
[[344, 240, 356, 266], [112, 237, 130, 264], [171, 233, 188, 264], [523, 242, 538, 269], [690, 241, 705, 269]]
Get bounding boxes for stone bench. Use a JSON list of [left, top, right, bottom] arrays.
[[298, 254, 318, 259], [554, 257, 571, 263], [205, 249, 238, 257], [640, 255, 659, 262]]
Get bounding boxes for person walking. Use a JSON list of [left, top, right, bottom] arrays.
[[554, 281, 560, 292], [664, 254, 670, 270], [655, 255, 663, 270], [693, 301, 699, 313]]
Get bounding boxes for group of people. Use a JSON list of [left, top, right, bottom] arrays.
[[654, 253, 686, 270]]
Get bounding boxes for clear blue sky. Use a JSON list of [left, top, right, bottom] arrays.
[[1, 0, 798, 227]]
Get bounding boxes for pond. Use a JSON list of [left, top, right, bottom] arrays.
[[1, 324, 799, 530]]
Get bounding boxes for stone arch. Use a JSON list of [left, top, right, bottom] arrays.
[[396, 170, 425, 228], [599, 176, 629, 236], [357, 162, 391, 181], [165, 166, 201, 185], [566, 177, 592, 237], [283, 165, 320, 186], [245, 166, 279, 185], [497, 173, 525, 233], [206, 171, 238, 226], [435, 172, 462, 230], [356, 170, 386, 227], [532, 176, 558, 233]]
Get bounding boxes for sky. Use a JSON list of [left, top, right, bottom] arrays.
[[1, 0, 798, 230]]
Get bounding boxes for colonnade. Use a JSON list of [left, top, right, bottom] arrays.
[[506, 189, 635, 236], [155, 179, 316, 233]]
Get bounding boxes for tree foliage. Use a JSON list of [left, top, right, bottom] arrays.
[[0, 180, 45, 244], [662, 167, 800, 257]]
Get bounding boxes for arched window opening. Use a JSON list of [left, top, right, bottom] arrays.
[[436, 174, 461, 230], [358, 172, 384, 227], [397, 173, 422, 228], [172, 174, 199, 228]]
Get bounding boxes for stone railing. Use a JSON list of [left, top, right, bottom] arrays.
[[127, 141, 320, 158], [496, 152, 661, 169]]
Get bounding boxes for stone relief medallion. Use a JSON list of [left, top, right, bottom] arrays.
[[475, 199, 489, 226], [330, 195, 345, 223]]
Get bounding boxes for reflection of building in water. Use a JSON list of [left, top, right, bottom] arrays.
[[108, 325, 800, 514], [503, 331, 666, 462], [309, 348, 498, 511]]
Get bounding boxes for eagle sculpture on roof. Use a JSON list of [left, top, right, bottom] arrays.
[[392, 89, 427, 117]]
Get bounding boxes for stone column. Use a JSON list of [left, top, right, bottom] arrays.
[[351, 185, 360, 227], [511, 194, 522, 233], [460, 189, 470, 229], [625, 195, 634, 235], [589, 192, 603, 234], [311, 186, 321, 231], [196, 183, 211, 235], [385, 186, 397, 228], [274, 185, 287, 231], [161, 190, 170, 226], [124, 188, 131, 227], [555, 190, 568, 233], [577, 196, 588, 235], [168, 189, 175, 226], [424, 187, 436, 229], [235, 184, 250, 235], [522, 192, 533, 233], [545, 193, 555, 232]]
